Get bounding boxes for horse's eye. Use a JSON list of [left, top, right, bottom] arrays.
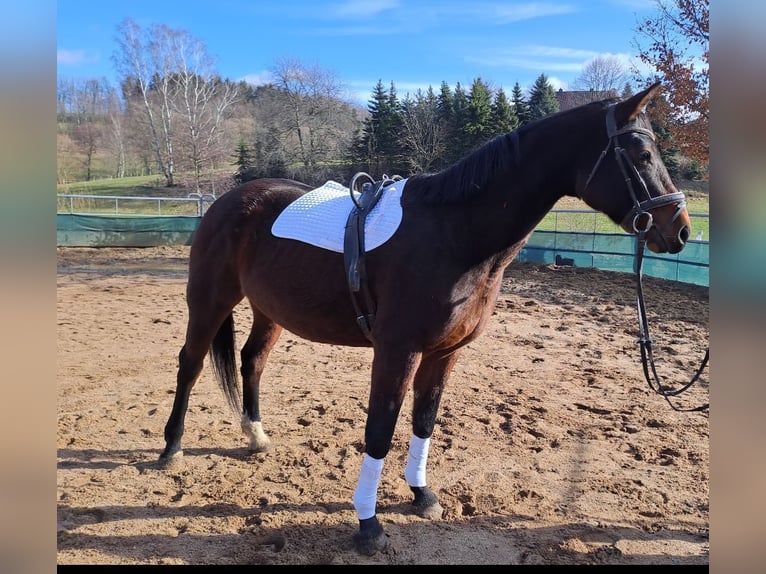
[[639, 150, 651, 163]]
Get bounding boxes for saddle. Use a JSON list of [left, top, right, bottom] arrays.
[[343, 172, 402, 341]]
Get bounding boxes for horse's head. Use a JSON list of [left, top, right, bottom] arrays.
[[578, 82, 691, 254]]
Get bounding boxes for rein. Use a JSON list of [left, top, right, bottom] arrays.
[[585, 104, 709, 413], [633, 229, 709, 412]]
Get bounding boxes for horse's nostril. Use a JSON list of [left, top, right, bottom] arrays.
[[679, 226, 690, 244]]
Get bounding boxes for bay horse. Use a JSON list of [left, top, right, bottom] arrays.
[[159, 82, 691, 555]]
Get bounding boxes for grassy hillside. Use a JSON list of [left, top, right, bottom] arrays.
[[57, 174, 213, 197]]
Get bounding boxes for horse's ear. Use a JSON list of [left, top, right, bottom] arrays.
[[614, 81, 661, 125]]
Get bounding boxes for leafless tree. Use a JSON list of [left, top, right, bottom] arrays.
[[56, 77, 113, 180], [401, 88, 446, 173], [114, 19, 242, 189], [114, 18, 177, 186], [165, 30, 239, 193], [572, 55, 628, 92], [269, 58, 350, 178], [105, 89, 127, 178]]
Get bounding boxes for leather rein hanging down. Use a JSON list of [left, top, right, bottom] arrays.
[[584, 104, 709, 413]]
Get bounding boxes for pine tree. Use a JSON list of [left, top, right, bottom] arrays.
[[381, 81, 406, 174], [352, 80, 408, 176], [511, 82, 531, 126], [437, 81, 454, 125], [232, 139, 256, 182], [448, 82, 470, 162], [490, 87, 518, 136], [354, 80, 389, 174], [464, 77, 494, 151], [527, 74, 559, 121]]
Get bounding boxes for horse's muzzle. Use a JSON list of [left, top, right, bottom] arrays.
[[646, 223, 690, 254], [621, 195, 691, 254]]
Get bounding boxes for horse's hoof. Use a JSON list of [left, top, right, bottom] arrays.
[[353, 516, 388, 556], [248, 441, 273, 454], [416, 500, 444, 520], [411, 486, 444, 520], [158, 450, 184, 469]]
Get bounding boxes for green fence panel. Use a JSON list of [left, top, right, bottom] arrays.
[[55, 215, 708, 286], [517, 229, 708, 287], [57, 214, 201, 247]]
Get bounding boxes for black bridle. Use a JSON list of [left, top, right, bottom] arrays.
[[583, 104, 688, 227], [584, 104, 709, 413]]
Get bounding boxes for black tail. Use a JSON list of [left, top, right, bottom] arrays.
[[209, 313, 241, 414]]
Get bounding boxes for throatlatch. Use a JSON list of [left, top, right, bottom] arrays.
[[343, 172, 402, 341]]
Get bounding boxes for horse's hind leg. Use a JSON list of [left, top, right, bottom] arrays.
[[160, 340, 207, 464], [240, 308, 282, 452], [405, 349, 463, 519], [160, 275, 242, 464]]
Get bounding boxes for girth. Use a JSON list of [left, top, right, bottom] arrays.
[[343, 173, 401, 341]]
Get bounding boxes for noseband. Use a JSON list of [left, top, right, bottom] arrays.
[[582, 104, 687, 236], [585, 104, 708, 413]]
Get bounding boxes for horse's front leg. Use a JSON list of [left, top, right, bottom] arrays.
[[405, 349, 462, 519], [353, 347, 421, 556]]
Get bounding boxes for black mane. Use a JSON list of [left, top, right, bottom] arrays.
[[405, 98, 618, 205], [406, 133, 516, 205]]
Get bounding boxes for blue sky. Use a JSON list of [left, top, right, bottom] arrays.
[[57, 0, 658, 106]]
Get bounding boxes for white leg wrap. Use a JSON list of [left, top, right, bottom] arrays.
[[353, 454, 385, 520], [404, 434, 430, 487], [241, 416, 271, 451]]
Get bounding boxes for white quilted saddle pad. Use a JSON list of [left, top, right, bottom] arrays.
[[271, 178, 407, 253]]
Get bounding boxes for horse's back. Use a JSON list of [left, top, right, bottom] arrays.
[[191, 178, 310, 246], [207, 178, 310, 221]]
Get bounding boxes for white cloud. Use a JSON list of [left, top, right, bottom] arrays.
[[331, 0, 400, 19], [348, 89, 373, 107], [466, 44, 595, 71], [57, 49, 90, 66], [585, 51, 656, 78], [546, 76, 568, 91], [466, 45, 654, 81], [466, 53, 585, 73], [346, 78, 443, 103], [514, 45, 599, 59], [241, 71, 274, 86], [316, 1, 576, 36], [490, 2, 577, 23], [411, 2, 576, 25], [607, 0, 656, 11]]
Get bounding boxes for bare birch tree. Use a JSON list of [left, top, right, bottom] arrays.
[[113, 18, 177, 186], [114, 19, 241, 189], [105, 89, 127, 178], [167, 31, 239, 193]]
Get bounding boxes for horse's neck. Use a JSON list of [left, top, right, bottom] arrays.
[[512, 122, 578, 207], [465, 125, 576, 260]]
